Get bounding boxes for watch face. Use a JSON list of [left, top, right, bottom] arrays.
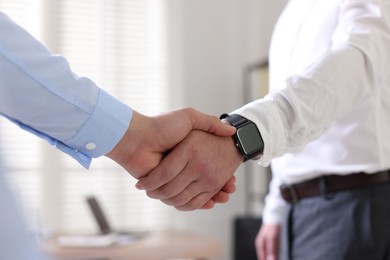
[[236, 122, 264, 156]]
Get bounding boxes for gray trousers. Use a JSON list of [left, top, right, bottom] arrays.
[[281, 181, 390, 260]]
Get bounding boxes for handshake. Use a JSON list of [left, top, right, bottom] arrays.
[[106, 107, 245, 211]]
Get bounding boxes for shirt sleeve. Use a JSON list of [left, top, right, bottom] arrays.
[[0, 11, 133, 168], [234, 0, 390, 223], [262, 170, 288, 225], [234, 0, 390, 166]]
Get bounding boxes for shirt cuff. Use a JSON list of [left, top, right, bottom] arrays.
[[232, 98, 287, 167], [64, 89, 133, 161], [2, 90, 132, 169], [0, 114, 94, 168], [262, 202, 288, 225]]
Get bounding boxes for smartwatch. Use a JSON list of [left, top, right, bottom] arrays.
[[220, 113, 264, 161]]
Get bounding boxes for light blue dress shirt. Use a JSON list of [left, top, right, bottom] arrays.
[[0, 11, 133, 259], [0, 11, 133, 168]]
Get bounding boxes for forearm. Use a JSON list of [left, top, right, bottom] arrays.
[[0, 11, 132, 167]]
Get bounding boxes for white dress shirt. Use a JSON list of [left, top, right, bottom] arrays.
[[0, 11, 133, 259], [235, 0, 390, 224]]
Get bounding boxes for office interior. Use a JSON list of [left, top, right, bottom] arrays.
[[0, 0, 287, 259]]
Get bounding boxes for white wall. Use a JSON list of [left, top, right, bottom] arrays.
[[166, 0, 287, 259]]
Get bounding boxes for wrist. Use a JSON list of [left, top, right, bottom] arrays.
[[106, 111, 154, 177], [220, 113, 264, 162]]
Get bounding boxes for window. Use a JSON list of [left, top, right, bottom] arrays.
[[0, 0, 171, 235]]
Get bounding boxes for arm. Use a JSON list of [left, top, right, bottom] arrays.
[[105, 109, 238, 207], [235, 0, 390, 167], [0, 11, 237, 205], [136, 0, 390, 209], [0, 11, 129, 168], [255, 172, 286, 260]]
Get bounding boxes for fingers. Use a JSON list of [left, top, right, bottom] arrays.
[[210, 191, 230, 203], [165, 177, 235, 209], [173, 191, 215, 211], [200, 200, 215, 209], [136, 143, 190, 191], [138, 130, 243, 210], [154, 169, 234, 210], [200, 176, 237, 209], [263, 237, 277, 260], [266, 240, 278, 260], [160, 179, 219, 209], [221, 176, 237, 194], [183, 108, 236, 137], [256, 228, 267, 260], [202, 177, 237, 206], [255, 225, 281, 260]]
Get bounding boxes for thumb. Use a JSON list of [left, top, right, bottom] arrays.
[[186, 109, 236, 137]]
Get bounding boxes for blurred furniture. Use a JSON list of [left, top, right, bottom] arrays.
[[41, 229, 222, 260], [233, 216, 262, 260]]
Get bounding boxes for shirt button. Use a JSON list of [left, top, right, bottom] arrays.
[[85, 142, 96, 150]]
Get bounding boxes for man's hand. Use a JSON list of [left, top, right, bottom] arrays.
[[105, 107, 237, 206], [255, 224, 281, 260], [202, 175, 237, 209], [136, 129, 244, 210]]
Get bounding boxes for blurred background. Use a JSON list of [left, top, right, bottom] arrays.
[[0, 0, 287, 259]]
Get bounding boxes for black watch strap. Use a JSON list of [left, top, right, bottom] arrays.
[[220, 113, 248, 127]]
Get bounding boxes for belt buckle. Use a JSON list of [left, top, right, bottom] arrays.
[[287, 185, 299, 204]]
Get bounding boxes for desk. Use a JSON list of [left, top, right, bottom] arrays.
[[41, 230, 223, 260]]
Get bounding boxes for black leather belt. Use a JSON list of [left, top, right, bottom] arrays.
[[280, 170, 390, 204]]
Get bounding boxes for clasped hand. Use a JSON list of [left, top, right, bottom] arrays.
[[106, 107, 244, 210]]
